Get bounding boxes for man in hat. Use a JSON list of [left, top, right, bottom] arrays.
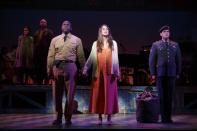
[[149, 25, 182, 123]]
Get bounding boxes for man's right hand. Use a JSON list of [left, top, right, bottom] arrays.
[[151, 75, 156, 80], [149, 75, 156, 85], [82, 71, 88, 77], [47, 68, 53, 79]]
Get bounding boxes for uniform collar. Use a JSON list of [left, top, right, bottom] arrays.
[[161, 39, 170, 43], [62, 32, 72, 39]]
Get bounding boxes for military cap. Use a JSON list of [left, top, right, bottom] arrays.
[[159, 25, 170, 33]]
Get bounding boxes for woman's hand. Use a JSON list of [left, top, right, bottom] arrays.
[[111, 74, 117, 82]]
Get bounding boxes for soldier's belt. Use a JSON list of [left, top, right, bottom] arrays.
[[59, 60, 74, 63], [54, 60, 74, 64], [53, 60, 74, 68]]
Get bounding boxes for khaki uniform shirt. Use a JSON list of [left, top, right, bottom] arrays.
[[47, 33, 85, 73]]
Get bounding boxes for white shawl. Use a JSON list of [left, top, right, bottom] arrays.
[[83, 40, 120, 78]]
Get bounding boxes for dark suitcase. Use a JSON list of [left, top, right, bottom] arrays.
[[136, 97, 159, 123]]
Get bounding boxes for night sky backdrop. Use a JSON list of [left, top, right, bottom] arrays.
[[1, 9, 197, 54]]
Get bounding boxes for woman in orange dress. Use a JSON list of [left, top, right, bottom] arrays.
[[83, 24, 120, 125]]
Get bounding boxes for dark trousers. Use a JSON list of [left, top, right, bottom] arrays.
[[53, 63, 77, 121], [157, 76, 176, 121]]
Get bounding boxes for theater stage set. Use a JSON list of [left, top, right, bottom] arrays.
[[0, 85, 197, 130]]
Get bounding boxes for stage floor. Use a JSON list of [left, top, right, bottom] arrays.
[[0, 113, 197, 130]]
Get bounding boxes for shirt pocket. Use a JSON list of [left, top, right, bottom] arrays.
[[69, 42, 77, 54]]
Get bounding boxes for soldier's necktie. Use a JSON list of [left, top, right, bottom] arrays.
[[64, 35, 67, 42]]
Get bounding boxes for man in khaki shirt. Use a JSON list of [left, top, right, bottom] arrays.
[[47, 20, 85, 126]]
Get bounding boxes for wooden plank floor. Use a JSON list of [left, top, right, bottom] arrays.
[[0, 113, 197, 130]]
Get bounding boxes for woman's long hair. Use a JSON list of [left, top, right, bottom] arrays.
[[97, 24, 113, 52]]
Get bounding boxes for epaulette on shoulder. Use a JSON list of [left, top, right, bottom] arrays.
[[72, 34, 79, 40], [153, 40, 161, 45], [170, 40, 178, 45], [52, 35, 61, 42]]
